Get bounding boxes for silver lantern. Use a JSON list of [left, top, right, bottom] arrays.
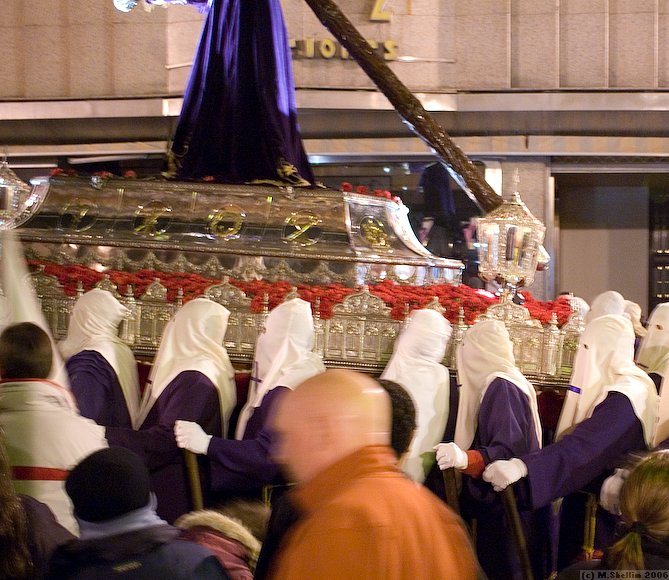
[[476, 190, 546, 294]]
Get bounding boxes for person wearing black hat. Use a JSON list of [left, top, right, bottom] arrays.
[[47, 447, 230, 580]]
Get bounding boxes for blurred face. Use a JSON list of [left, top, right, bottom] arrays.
[[271, 393, 315, 483]]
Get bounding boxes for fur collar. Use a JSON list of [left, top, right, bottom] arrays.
[[176, 510, 260, 564]]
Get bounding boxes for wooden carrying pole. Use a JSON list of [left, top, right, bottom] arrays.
[[442, 467, 460, 515], [302, 0, 503, 214], [184, 449, 204, 511], [581, 493, 598, 560], [501, 486, 534, 580]]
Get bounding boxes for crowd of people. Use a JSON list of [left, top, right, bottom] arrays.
[[2, 278, 669, 579]]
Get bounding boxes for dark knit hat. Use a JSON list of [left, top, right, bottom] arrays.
[[66, 447, 151, 522]]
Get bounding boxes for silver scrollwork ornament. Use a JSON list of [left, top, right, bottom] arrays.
[[0, 160, 31, 229]]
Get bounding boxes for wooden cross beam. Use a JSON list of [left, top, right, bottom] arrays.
[[302, 0, 502, 213]]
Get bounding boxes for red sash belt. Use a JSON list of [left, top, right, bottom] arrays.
[[12, 466, 69, 481]]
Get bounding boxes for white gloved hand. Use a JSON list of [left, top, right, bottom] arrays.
[[174, 420, 212, 455], [600, 468, 629, 516], [434, 442, 468, 471], [482, 458, 528, 492]]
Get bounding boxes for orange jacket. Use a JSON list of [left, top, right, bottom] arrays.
[[270, 445, 479, 580]]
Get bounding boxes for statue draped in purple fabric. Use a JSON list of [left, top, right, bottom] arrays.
[[162, 0, 314, 186]]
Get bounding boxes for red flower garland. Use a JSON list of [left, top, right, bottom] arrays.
[[30, 261, 571, 326]]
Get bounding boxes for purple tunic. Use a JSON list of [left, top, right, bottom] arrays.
[[170, 0, 314, 184], [66, 350, 132, 429], [461, 377, 551, 580], [520, 391, 645, 568], [106, 370, 222, 523], [522, 392, 645, 509], [208, 386, 288, 500]]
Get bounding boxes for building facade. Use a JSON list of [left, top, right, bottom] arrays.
[[2, 0, 667, 306]]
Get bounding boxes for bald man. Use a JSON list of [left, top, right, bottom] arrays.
[[268, 369, 479, 580]]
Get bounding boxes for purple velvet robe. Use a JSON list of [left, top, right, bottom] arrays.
[[66, 350, 132, 429], [208, 386, 288, 501], [170, 0, 313, 184], [520, 391, 645, 568], [461, 377, 552, 580], [106, 370, 222, 524]]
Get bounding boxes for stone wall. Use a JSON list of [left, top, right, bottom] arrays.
[[3, 0, 669, 99]]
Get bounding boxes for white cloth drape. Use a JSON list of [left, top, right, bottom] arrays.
[[235, 298, 324, 439], [585, 290, 625, 324], [555, 314, 656, 446], [636, 302, 669, 375], [134, 298, 236, 433], [381, 308, 451, 482], [635, 302, 669, 446], [59, 288, 141, 425], [624, 300, 647, 337], [1, 230, 72, 396], [454, 319, 542, 452]]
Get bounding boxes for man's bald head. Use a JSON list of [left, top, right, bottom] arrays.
[[272, 369, 392, 483]]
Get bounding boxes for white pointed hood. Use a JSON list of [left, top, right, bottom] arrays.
[[59, 288, 140, 424], [235, 298, 324, 439], [382, 309, 451, 482], [556, 314, 656, 446], [1, 230, 73, 403], [135, 298, 236, 433], [454, 319, 541, 451]]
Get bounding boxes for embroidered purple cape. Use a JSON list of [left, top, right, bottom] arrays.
[[170, 0, 314, 184]]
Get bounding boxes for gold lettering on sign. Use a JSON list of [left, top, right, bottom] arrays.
[[383, 40, 398, 61], [370, 0, 391, 22], [291, 38, 398, 61], [319, 38, 337, 59]]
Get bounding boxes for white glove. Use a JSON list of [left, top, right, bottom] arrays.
[[434, 442, 468, 470], [482, 458, 528, 492], [174, 420, 212, 455], [600, 468, 629, 516]]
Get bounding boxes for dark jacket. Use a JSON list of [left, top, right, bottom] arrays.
[[47, 524, 230, 580], [557, 535, 669, 579], [605, 535, 669, 570], [21, 494, 74, 580]]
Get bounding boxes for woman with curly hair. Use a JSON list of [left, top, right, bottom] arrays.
[[0, 430, 73, 579], [0, 429, 32, 579]]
